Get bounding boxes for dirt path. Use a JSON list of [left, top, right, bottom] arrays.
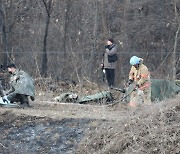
[[0, 100, 129, 121], [0, 100, 129, 153]]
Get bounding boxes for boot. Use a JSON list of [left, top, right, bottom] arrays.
[[20, 95, 30, 107]]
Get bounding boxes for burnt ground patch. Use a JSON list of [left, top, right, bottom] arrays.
[[0, 111, 102, 154]]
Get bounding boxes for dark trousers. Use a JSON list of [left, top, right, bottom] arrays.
[[7, 93, 29, 105], [105, 68, 115, 87]]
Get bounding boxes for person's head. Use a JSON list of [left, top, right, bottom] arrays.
[[130, 56, 140, 68], [7, 64, 16, 74], [106, 38, 114, 45]]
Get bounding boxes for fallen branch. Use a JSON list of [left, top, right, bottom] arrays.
[[0, 142, 7, 148]]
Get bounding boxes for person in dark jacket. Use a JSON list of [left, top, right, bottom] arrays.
[[3, 64, 35, 107], [101, 38, 118, 88]]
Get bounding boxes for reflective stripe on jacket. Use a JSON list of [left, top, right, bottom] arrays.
[[139, 82, 151, 90], [129, 62, 151, 90]]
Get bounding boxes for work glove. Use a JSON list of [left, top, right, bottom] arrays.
[[121, 88, 126, 93], [105, 45, 110, 49], [137, 89, 143, 95], [134, 84, 143, 95], [134, 84, 139, 91], [2, 95, 10, 104], [100, 63, 104, 69], [128, 79, 133, 85], [136, 84, 139, 88]]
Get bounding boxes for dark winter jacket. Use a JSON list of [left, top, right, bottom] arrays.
[[103, 44, 117, 69]]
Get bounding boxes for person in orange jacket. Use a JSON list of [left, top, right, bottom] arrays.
[[128, 56, 151, 107]]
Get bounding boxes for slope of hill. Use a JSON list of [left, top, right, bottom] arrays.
[[76, 95, 180, 154]]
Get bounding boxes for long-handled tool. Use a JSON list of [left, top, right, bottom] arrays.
[[111, 87, 126, 93], [109, 83, 136, 107]]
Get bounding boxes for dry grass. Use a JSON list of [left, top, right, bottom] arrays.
[[75, 95, 180, 154], [0, 82, 179, 153]]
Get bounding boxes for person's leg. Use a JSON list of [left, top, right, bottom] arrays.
[[7, 92, 18, 103], [109, 69, 115, 87], [105, 69, 115, 87], [19, 94, 30, 107], [105, 68, 111, 87], [143, 87, 151, 104], [129, 91, 138, 107]]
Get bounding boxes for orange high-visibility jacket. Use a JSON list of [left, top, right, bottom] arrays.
[[129, 60, 151, 90]]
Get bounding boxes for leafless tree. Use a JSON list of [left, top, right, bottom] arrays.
[[41, 0, 53, 77], [172, 0, 180, 80], [0, 0, 179, 88], [0, 0, 31, 66]]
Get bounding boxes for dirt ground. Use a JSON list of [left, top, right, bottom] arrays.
[[0, 88, 127, 154], [0, 88, 179, 154]]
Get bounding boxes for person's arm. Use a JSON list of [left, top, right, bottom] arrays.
[[13, 70, 26, 82], [105, 45, 117, 55], [137, 66, 150, 86], [4, 72, 21, 95], [100, 52, 105, 68], [129, 66, 135, 81], [4, 86, 14, 95]]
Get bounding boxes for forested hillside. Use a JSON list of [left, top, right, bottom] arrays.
[[0, 0, 180, 84]]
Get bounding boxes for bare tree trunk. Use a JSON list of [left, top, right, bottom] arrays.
[[0, 2, 9, 66], [172, 26, 180, 80], [41, 0, 52, 78], [63, 0, 71, 59], [99, 0, 107, 34], [0, 0, 31, 66], [172, 0, 180, 80], [89, 0, 98, 79], [2, 24, 8, 66]]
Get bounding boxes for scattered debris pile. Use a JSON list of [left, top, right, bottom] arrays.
[[51, 79, 180, 105], [53, 91, 113, 104]]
